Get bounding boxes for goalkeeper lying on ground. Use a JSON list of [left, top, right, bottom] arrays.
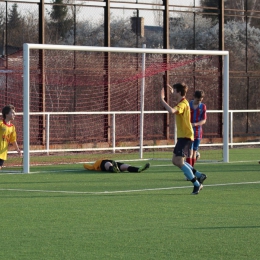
[[84, 159, 150, 173]]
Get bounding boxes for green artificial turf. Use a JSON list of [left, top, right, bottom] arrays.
[[0, 156, 260, 259]]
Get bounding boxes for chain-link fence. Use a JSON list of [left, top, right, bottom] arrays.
[[0, 0, 260, 148]]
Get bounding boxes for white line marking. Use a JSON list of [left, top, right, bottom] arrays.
[[0, 181, 260, 195]]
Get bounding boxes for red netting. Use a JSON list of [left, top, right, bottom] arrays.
[[0, 50, 222, 165]]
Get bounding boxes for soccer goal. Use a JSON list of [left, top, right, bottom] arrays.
[[23, 43, 229, 173]]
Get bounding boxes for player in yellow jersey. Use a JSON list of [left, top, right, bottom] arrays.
[[0, 105, 22, 169], [84, 159, 150, 173], [160, 83, 206, 195]]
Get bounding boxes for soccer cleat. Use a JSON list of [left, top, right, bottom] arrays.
[[198, 173, 207, 184], [191, 184, 203, 195], [138, 163, 150, 173], [196, 151, 200, 160], [111, 161, 120, 173]]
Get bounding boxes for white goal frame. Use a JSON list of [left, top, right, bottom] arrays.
[[23, 43, 229, 173]]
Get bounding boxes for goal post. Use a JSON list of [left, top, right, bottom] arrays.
[[23, 43, 229, 173]]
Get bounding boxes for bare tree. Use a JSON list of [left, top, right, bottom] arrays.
[[46, 0, 73, 43], [152, 0, 163, 27], [201, 0, 260, 28]]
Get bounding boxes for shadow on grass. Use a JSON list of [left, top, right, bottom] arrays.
[[190, 226, 260, 229]]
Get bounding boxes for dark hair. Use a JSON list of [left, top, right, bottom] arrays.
[[2, 105, 15, 119], [194, 90, 205, 99], [173, 83, 188, 96]]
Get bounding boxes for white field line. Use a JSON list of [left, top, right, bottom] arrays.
[[0, 181, 260, 195]]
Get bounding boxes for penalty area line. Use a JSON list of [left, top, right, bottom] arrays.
[[0, 181, 260, 195]]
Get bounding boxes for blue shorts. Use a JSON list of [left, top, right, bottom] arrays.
[[191, 139, 201, 151], [173, 138, 192, 158]]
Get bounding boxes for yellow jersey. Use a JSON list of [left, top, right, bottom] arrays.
[[84, 158, 104, 171], [0, 120, 17, 160], [173, 98, 194, 140]]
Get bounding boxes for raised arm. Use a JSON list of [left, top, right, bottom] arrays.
[[160, 87, 177, 114]]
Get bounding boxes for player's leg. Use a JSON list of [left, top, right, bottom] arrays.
[[117, 162, 131, 172], [102, 160, 120, 173], [138, 162, 150, 172], [0, 159, 4, 170], [186, 142, 194, 166], [192, 139, 201, 166], [173, 138, 202, 194], [196, 151, 200, 160], [117, 162, 150, 172], [183, 140, 207, 184], [184, 161, 207, 184], [184, 141, 207, 184]]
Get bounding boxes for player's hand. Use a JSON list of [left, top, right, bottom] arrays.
[[167, 84, 173, 93], [17, 150, 23, 157]]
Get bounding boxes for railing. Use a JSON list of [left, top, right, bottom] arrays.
[[16, 109, 260, 154], [229, 110, 260, 148]]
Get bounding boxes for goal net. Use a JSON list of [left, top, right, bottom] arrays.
[[22, 44, 229, 173]]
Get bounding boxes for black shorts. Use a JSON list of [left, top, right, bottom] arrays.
[[100, 160, 123, 171], [0, 159, 4, 166], [173, 138, 192, 158]]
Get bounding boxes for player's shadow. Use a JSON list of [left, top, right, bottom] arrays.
[[190, 225, 260, 229], [72, 171, 122, 175]]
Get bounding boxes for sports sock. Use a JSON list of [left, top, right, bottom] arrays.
[[191, 177, 200, 187], [186, 158, 192, 166], [127, 166, 139, 172], [185, 162, 202, 178], [192, 158, 196, 166], [191, 158, 194, 166], [185, 162, 193, 170], [181, 164, 195, 181], [192, 168, 202, 178], [108, 166, 114, 172]]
